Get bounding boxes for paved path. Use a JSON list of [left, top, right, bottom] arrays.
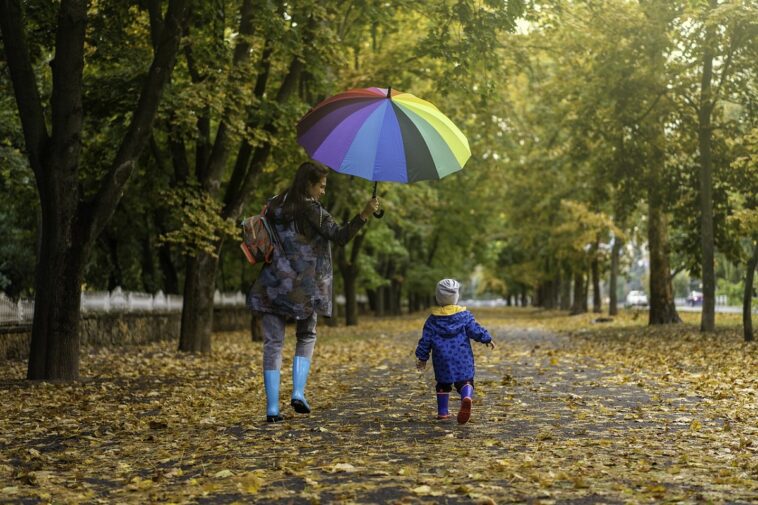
[[2, 325, 754, 504], [229, 327, 746, 504]]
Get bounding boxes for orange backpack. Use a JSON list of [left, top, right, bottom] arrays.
[[240, 204, 281, 265]]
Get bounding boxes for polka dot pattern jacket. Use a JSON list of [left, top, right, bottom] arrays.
[[415, 305, 492, 384]]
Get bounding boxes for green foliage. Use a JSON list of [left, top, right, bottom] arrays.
[[5, 0, 755, 317], [553, 200, 624, 262], [726, 128, 758, 239], [158, 183, 238, 258], [0, 64, 38, 297]]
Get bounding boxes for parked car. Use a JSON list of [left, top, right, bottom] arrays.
[[686, 290, 703, 306], [625, 290, 648, 307]]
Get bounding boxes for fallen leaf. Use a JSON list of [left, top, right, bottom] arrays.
[[214, 469, 234, 479]]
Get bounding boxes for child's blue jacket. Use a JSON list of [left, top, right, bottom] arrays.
[[415, 305, 492, 384]]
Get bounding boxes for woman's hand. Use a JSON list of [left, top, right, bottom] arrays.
[[486, 341, 496, 350], [360, 197, 380, 221], [416, 359, 427, 371]]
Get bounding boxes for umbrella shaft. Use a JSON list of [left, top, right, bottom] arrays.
[[372, 181, 378, 198]]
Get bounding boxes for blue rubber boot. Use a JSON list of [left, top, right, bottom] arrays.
[[457, 384, 473, 424], [436, 392, 450, 420], [291, 356, 311, 414], [264, 370, 283, 422]]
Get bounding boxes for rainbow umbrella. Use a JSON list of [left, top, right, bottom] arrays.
[[297, 87, 470, 215]]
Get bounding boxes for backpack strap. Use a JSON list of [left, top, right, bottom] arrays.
[[262, 199, 283, 249]]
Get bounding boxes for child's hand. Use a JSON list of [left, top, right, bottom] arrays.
[[486, 341, 496, 350], [416, 360, 427, 371]]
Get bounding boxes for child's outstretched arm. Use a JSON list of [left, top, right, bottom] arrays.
[[415, 322, 433, 369], [465, 314, 494, 347]]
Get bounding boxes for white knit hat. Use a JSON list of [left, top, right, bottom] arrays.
[[435, 278, 460, 306]]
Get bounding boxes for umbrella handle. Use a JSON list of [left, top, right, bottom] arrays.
[[372, 182, 384, 218]]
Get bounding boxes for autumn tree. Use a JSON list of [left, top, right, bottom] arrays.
[[0, 0, 189, 379]]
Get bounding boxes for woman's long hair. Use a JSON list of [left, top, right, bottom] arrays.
[[271, 161, 328, 233]]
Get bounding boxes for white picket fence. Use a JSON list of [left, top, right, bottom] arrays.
[[0, 288, 246, 325]]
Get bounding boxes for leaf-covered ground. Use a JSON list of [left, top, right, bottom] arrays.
[[1, 308, 756, 504]]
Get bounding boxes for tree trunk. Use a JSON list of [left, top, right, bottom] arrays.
[[367, 289, 376, 313], [591, 242, 602, 313], [158, 243, 179, 294], [140, 232, 158, 293], [560, 265, 572, 311], [540, 284, 547, 307], [2, 0, 189, 380], [2, 0, 88, 380], [697, 2, 717, 332], [609, 237, 622, 316], [374, 288, 385, 316], [179, 250, 220, 352], [538, 278, 558, 309], [391, 278, 402, 315], [570, 270, 585, 315], [647, 173, 681, 324], [336, 231, 366, 326], [28, 217, 87, 380], [743, 242, 757, 343], [343, 266, 358, 326], [582, 270, 589, 313], [102, 233, 122, 291]]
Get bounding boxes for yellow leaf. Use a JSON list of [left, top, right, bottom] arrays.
[[214, 469, 235, 479], [304, 477, 319, 488], [412, 485, 432, 495], [165, 468, 184, 478], [327, 463, 356, 473], [573, 477, 589, 489], [237, 472, 264, 494]]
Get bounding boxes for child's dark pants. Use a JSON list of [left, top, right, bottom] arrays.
[[435, 380, 474, 394]]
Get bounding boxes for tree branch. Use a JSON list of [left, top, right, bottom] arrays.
[[223, 51, 305, 219], [202, 0, 256, 190], [714, 23, 739, 100], [632, 88, 667, 124], [145, 0, 164, 51], [49, 0, 87, 177], [0, 0, 50, 178], [85, 0, 190, 242], [350, 230, 366, 264]]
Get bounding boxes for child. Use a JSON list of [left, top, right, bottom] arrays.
[[415, 279, 495, 424]]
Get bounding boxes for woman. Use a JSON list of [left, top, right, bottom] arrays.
[[248, 161, 380, 422]]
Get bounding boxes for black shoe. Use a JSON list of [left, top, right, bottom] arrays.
[[291, 398, 311, 414], [266, 414, 284, 423]]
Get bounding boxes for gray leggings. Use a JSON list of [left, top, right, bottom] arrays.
[[261, 312, 317, 370]]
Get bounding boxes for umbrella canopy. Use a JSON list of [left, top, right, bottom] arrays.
[[297, 87, 470, 183]]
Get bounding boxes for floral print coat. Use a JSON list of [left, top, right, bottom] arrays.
[[247, 198, 365, 319]]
